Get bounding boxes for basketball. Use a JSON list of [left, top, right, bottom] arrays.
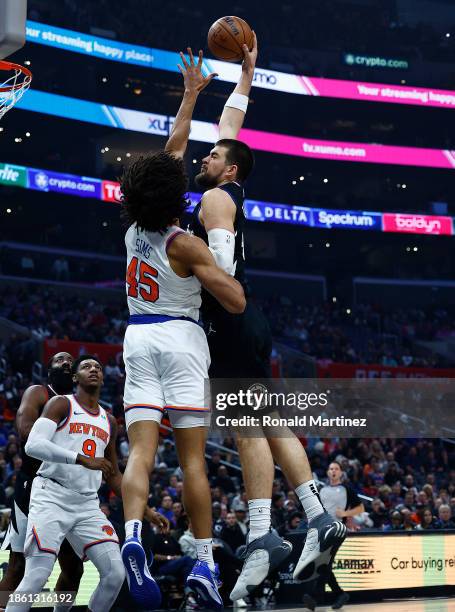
[[207, 16, 254, 62]]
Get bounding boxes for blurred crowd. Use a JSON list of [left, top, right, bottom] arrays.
[[266, 297, 453, 369], [1, 285, 452, 371], [27, 0, 455, 74]]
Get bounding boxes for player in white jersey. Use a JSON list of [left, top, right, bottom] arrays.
[[120, 48, 246, 609], [6, 355, 167, 612]]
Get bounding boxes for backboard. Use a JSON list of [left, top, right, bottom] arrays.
[[0, 0, 27, 60]]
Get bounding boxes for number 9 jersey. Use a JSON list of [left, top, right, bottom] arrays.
[[125, 224, 201, 321], [37, 394, 111, 497]]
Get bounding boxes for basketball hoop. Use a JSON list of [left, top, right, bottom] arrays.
[[0, 60, 32, 120]]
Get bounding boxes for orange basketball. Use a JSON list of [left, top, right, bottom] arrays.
[[207, 16, 254, 62]]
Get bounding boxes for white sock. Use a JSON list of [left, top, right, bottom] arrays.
[[125, 519, 142, 541], [248, 498, 271, 543], [195, 538, 215, 572], [296, 480, 325, 522]]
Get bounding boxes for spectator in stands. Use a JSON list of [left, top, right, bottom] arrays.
[[286, 511, 304, 532], [231, 500, 248, 537], [104, 357, 123, 379], [436, 504, 455, 530], [397, 490, 416, 513], [156, 463, 171, 487], [211, 465, 236, 495], [369, 499, 388, 529], [171, 502, 187, 539], [377, 484, 393, 509], [212, 502, 226, 537], [5, 454, 22, 481], [179, 523, 197, 559], [167, 475, 180, 499], [384, 461, 403, 487], [420, 508, 438, 530], [401, 508, 417, 531], [51, 256, 70, 281], [361, 475, 378, 498], [422, 484, 435, 505], [158, 495, 175, 526], [152, 532, 195, 581], [385, 510, 404, 531], [403, 474, 418, 496], [160, 441, 178, 468], [271, 493, 287, 532], [219, 512, 246, 555], [390, 481, 404, 507], [206, 450, 223, 479]]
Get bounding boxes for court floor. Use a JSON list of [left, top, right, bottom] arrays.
[[278, 598, 455, 611]]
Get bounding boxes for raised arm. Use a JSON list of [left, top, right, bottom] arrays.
[[168, 233, 246, 314], [165, 48, 218, 159], [200, 188, 236, 274], [218, 32, 258, 140]]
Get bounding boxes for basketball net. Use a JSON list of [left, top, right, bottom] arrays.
[[0, 61, 32, 120]]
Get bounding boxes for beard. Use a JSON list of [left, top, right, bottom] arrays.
[[48, 367, 74, 395], [194, 170, 219, 189]]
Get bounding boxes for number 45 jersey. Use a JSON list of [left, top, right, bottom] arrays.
[[125, 224, 201, 321], [37, 394, 111, 497]]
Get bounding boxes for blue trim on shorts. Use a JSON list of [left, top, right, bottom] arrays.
[[128, 314, 200, 326]]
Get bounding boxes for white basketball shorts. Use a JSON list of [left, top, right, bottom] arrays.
[[123, 319, 211, 430], [24, 476, 119, 560]]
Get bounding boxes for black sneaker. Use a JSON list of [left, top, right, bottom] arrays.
[[230, 531, 292, 601], [293, 512, 347, 579], [332, 591, 350, 609]]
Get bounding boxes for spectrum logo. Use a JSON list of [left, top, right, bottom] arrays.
[[383, 213, 453, 236]]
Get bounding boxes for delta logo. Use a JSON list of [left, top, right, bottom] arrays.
[[102, 525, 115, 536]]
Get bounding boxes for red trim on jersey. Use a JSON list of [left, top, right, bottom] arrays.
[[82, 537, 120, 560], [165, 405, 209, 412], [124, 404, 164, 413], [31, 526, 57, 556], [56, 396, 72, 431], [165, 230, 184, 253], [74, 395, 101, 417], [105, 410, 112, 443]]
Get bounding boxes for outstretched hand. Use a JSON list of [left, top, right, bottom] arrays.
[[178, 47, 218, 94], [241, 31, 258, 75]]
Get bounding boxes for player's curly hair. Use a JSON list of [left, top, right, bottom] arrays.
[[120, 152, 190, 233]]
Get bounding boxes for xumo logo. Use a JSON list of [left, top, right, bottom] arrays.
[[253, 71, 277, 86]]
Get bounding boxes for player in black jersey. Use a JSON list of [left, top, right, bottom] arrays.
[[0, 352, 84, 604], [172, 36, 346, 601]]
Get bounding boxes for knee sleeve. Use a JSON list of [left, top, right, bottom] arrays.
[[85, 543, 125, 612], [6, 554, 55, 612]]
